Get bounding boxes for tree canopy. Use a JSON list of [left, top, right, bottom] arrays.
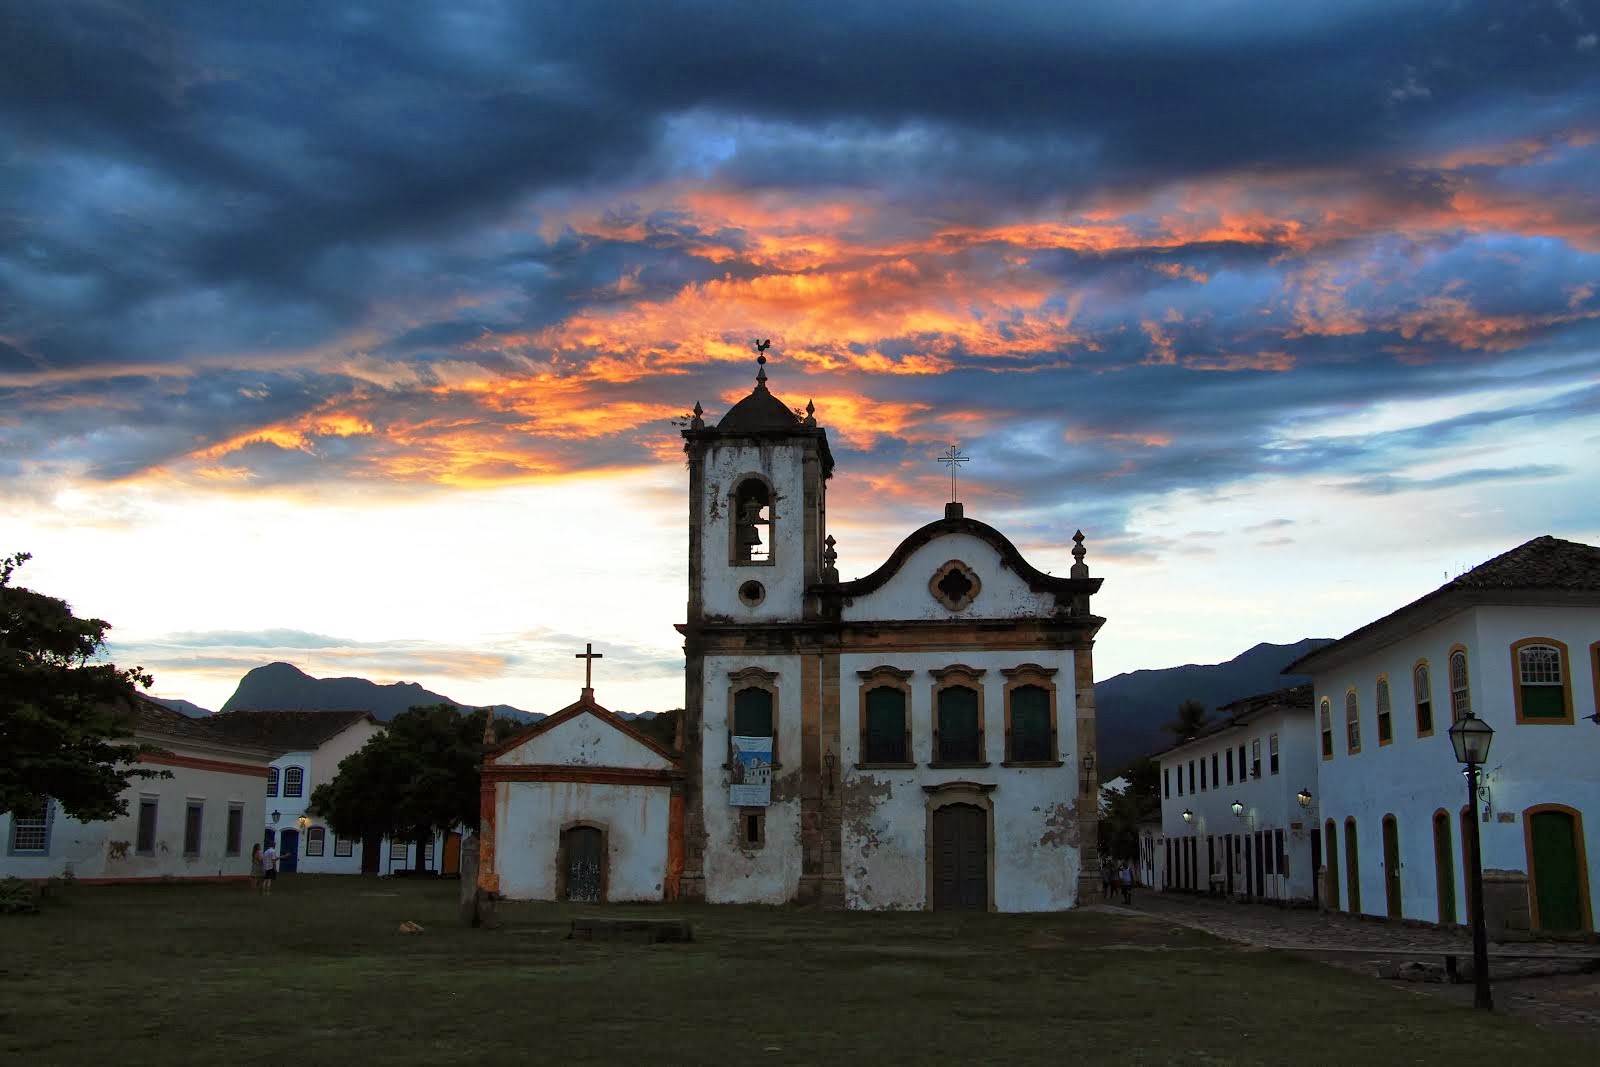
[[0, 552, 168, 821], [1098, 756, 1160, 865], [310, 704, 521, 869], [1164, 698, 1210, 742]]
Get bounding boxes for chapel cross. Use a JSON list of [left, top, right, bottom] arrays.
[[938, 443, 970, 502], [575, 643, 603, 692]]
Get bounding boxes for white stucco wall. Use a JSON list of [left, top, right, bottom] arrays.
[[838, 647, 1083, 912], [1155, 709, 1319, 902], [1311, 603, 1600, 925], [264, 717, 386, 875], [494, 780, 672, 901], [497, 712, 673, 771], [698, 442, 815, 623], [840, 532, 1060, 622], [2, 751, 267, 881], [699, 652, 805, 904]]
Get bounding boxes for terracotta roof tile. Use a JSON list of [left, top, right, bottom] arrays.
[[1442, 535, 1600, 591], [199, 709, 380, 752]]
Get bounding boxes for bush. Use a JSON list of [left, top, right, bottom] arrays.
[[0, 877, 40, 915]]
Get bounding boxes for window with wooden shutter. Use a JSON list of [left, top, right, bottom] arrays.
[[1513, 639, 1571, 723], [864, 686, 909, 764], [1007, 685, 1052, 763], [936, 686, 981, 763], [1413, 662, 1433, 736]]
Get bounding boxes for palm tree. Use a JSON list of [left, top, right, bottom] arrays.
[[1165, 698, 1209, 742]]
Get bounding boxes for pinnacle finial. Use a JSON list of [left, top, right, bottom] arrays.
[[690, 401, 704, 429], [1071, 530, 1089, 578], [803, 399, 816, 427]]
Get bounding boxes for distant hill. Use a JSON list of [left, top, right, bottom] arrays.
[[150, 697, 214, 718], [1095, 638, 1334, 774], [218, 662, 540, 723]]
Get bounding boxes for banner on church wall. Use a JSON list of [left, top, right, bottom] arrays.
[[729, 735, 773, 807]]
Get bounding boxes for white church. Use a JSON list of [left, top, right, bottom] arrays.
[[480, 357, 1105, 910]]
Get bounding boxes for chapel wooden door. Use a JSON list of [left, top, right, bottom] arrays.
[[1530, 810, 1585, 932], [564, 826, 603, 903], [931, 804, 987, 911], [1382, 815, 1403, 918], [1432, 811, 1456, 925]]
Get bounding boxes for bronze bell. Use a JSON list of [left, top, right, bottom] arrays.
[[737, 523, 763, 548]]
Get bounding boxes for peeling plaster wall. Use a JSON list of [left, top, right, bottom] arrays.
[[1, 754, 267, 881], [700, 652, 805, 903], [838, 648, 1082, 911], [496, 713, 674, 770], [494, 780, 672, 901], [698, 443, 810, 622], [840, 533, 1059, 621]]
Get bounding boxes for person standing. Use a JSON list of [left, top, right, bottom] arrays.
[[261, 842, 279, 896], [1119, 862, 1134, 905], [250, 843, 264, 893]]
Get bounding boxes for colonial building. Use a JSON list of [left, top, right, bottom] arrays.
[[1149, 685, 1320, 904], [478, 686, 683, 902], [1, 699, 275, 883], [674, 359, 1104, 910], [1284, 535, 1600, 933], [203, 710, 385, 873]]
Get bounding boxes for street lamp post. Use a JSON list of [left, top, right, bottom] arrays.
[[1448, 713, 1495, 1011]]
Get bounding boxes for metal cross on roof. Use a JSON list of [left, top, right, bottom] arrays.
[[575, 643, 603, 692], [938, 444, 969, 502]]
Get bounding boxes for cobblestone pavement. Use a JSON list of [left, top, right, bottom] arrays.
[[1091, 891, 1600, 1040]]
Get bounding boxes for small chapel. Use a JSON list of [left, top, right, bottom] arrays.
[[479, 356, 1105, 911]]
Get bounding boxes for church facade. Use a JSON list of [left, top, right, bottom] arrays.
[[677, 362, 1104, 910]]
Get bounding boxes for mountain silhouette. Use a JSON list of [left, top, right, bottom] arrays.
[[1095, 638, 1333, 774], [217, 662, 539, 723]]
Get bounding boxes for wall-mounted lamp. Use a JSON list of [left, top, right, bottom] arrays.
[[1230, 800, 1245, 819], [297, 815, 310, 831], [270, 810, 280, 825], [1181, 809, 1193, 823], [1296, 789, 1313, 809], [1082, 753, 1095, 774]]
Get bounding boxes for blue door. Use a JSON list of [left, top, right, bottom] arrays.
[[280, 828, 299, 873]]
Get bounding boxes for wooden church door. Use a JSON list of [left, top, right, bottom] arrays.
[[931, 804, 987, 911], [1382, 815, 1403, 918], [563, 826, 603, 903]]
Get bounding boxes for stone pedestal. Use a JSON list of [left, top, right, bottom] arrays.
[[1319, 865, 1335, 913], [459, 834, 498, 928], [1482, 868, 1530, 935]]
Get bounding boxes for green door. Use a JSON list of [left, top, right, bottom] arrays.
[[1433, 811, 1457, 925], [1530, 810, 1586, 932], [1382, 815, 1403, 918], [1344, 819, 1362, 914]]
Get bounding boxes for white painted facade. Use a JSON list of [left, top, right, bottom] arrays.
[[1151, 688, 1320, 904], [262, 716, 384, 874], [486, 699, 677, 902], [681, 367, 1104, 911], [2, 714, 273, 882], [1299, 599, 1600, 930]]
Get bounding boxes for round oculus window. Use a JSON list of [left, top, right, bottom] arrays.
[[738, 580, 766, 606]]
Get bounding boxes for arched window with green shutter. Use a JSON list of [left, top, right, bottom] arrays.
[[936, 685, 981, 763], [864, 686, 908, 764], [1007, 684, 1053, 762], [733, 686, 773, 739]]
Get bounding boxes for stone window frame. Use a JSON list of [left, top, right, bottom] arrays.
[[7, 797, 53, 855], [282, 766, 305, 798], [555, 819, 609, 902], [305, 825, 326, 857], [1000, 663, 1063, 767], [333, 835, 355, 858], [728, 472, 778, 567], [266, 767, 279, 797], [1344, 688, 1361, 755], [737, 808, 767, 851], [182, 799, 204, 857], [136, 795, 159, 855], [1413, 660, 1434, 737], [1448, 646, 1472, 722], [929, 665, 988, 768], [922, 781, 997, 913], [1511, 637, 1574, 725], [856, 665, 915, 769], [225, 802, 244, 858], [726, 666, 782, 769], [1375, 673, 1394, 746], [928, 559, 981, 612]]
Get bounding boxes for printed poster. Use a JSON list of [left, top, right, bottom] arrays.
[[729, 734, 773, 807]]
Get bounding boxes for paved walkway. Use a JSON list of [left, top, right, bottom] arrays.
[[1090, 891, 1600, 1039]]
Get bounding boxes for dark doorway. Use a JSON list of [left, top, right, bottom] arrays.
[[1433, 810, 1456, 925], [279, 828, 299, 873], [931, 804, 988, 911], [1382, 814, 1403, 918], [442, 831, 462, 877], [1310, 829, 1322, 909], [563, 826, 603, 902], [1529, 809, 1587, 932], [361, 833, 382, 875]]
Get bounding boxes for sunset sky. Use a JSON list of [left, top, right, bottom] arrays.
[[4, 2, 1598, 717]]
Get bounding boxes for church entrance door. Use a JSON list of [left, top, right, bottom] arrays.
[[931, 804, 988, 911], [563, 826, 603, 902]]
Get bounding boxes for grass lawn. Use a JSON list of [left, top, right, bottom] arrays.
[[0, 877, 1590, 1065]]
